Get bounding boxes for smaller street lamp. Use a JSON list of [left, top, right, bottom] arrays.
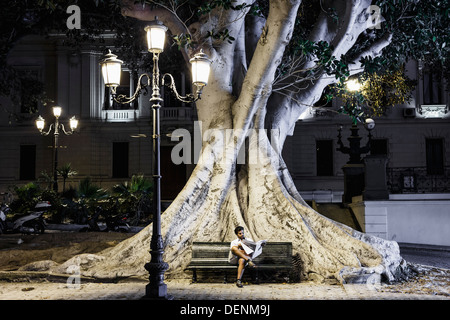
[[36, 106, 79, 192], [35, 116, 46, 131], [69, 116, 79, 131], [52, 106, 62, 117]]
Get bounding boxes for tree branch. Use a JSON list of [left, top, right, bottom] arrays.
[[269, 32, 393, 154], [231, 21, 248, 98], [204, 0, 253, 95], [330, 0, 372, 58], [233, 0, 301, 124], [244, 13, 266, 65], [267, 2, 394, 152], [121, 0, 189, 35], [349, 33, 393, 75]]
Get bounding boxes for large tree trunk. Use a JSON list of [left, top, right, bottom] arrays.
[[51, 0, 410, 284], [60, 115, 407, 283]]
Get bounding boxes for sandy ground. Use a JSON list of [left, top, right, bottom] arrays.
[[0, 230, 133, 271], [0, 230, 449, 301]]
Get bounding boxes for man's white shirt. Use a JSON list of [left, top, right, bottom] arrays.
[[228, 237, 254, 264], [230, 237, 254, 251]]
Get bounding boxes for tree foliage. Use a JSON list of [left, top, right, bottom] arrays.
[[1, 0, 448, 122], [111, 174, 153, 225]]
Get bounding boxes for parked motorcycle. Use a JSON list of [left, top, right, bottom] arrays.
[[78, 206, 102, 232], [0, 201, 48, 234], [105, 213, 131, 233], [79, 206, 130, 233], [0, 203, 11, 234]]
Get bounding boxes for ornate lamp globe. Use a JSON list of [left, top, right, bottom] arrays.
[[100, 50, 123, 88], [190, 50, 212, 93], [145, 17, 168, 53]]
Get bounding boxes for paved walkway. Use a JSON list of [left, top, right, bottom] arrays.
[[0, 272, 448, 319], [0, 275, 448, 301]]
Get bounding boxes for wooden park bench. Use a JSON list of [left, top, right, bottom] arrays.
[[186, 242, 293, 283]]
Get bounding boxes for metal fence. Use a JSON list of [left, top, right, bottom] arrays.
[[386, 166, 450, 193]]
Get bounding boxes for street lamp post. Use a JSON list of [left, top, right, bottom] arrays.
[[36, 107, 79, 192], [100, 17, 211, 299]]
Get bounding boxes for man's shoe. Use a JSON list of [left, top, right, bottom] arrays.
[[236, 279, 243, 288]]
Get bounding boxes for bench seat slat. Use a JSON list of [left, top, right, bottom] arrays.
[[187, 242, 293, 283], [187, 265, 292, 270]]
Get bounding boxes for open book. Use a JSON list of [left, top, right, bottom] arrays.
[[240, 239, 267, 259]]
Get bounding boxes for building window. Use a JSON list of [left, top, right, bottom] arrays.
[[161, 146, 187, 200], [112, 142, 129, 178], [20, 145, 36, 180], [14, 67, 43, 114], [316, 140, 333, 176], [422, 66, 443, 104], [370, 138, 388, 156], [426, 138, 444, 175], [163, 73, 185, 108], [104, 70, 138, 110]]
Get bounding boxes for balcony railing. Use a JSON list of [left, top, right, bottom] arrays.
[[162, 107, 194, 121], [101, 108, 194, 122], [101, 109, 139, 122], [387, 166, 450, 193]]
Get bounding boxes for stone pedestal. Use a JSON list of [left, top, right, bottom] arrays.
[[342, 164, 365, 204], [363, 155, 389, 200]]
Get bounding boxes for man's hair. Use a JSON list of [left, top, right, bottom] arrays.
[[234, 226, 244, 235]]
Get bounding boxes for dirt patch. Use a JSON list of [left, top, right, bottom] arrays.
[[0, 232, 134, 271]]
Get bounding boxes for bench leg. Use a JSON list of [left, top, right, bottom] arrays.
[[252, 269, 260, 284], [192, 269, 197, 283], [223, 273, 228, 284]]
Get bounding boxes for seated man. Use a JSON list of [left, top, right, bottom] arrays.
[[229, 226, 265, 288]]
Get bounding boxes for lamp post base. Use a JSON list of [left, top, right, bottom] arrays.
[[141, 295, 174, 300], [142, 283, 173, 300], [143, 258, 171, 299]]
